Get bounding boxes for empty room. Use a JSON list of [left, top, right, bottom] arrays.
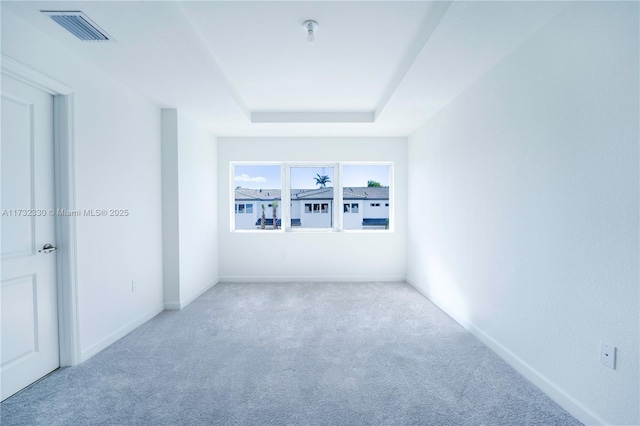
[[0, 1, 638, 425]]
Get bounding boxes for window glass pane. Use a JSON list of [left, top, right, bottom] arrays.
[[291, 166, 334, 229], [233, 164, 281, 230], [342, 165, 390, 230]]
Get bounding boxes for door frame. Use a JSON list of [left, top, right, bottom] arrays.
[[1, 55, 81, 366]]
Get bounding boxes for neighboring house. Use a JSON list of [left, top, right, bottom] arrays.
[[234, 188, 283, 229], [234, 187, 390, 229]]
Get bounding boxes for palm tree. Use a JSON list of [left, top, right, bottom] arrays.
[[271, 201, 279, 229], [260, 204, 266, 229], [314, 174, 331, 187]]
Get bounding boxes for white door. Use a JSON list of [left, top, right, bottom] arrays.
[[1, 75, 59, 401]]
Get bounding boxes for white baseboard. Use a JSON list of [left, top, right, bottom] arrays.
[[218, 275, 406, 283], [178, 280, 219, 309], [405, 277, 607, 426], [164, 301, 181, 310], [80, 303, 164, 362]]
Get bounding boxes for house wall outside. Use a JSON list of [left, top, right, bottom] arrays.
[[406, 3, 639, 425], [219, 137, 407, 281], [343, 202, 363, 229], [234, 202, 259, 229], [2, 11, 164, 360], [362, 201, 389, 220], [299, 200, 333, 228], [234, 201, 281, 229], [291, 201, 301, 220], [235, 193, 391, 230]]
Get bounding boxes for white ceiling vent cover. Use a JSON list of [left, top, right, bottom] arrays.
[[41, 11, 114, 41]]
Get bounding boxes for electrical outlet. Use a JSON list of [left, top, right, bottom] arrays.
[[600, 342, 616, 369]]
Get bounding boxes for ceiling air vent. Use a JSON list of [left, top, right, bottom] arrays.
[[41, 11, 114, 41]]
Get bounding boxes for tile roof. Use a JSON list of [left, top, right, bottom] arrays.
[[342, 187, 389, 200], [235, 187, 389, 201], [235, 189, 282, 200]]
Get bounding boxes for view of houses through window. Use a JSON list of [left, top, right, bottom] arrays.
[[342, 164, 390, 230], [233, 163, 391, 231], [290, 166, 334, 229], [233, 164, 282, 230]]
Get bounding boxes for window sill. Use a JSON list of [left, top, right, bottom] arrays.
[[230, 228, 394, 234], [231, 229, 285, 233]]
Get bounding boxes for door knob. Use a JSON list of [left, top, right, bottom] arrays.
[[38, 243, 57, 254]]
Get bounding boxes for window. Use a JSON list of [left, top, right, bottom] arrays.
[[233, 164, 281, 230], [291, 166, 334, 229], [234, 203, 255, 213], [232, 162, 391, 231], [342, 164, 391, 230]]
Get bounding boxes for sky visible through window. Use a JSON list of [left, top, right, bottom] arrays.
[[234, 164, 389, 190], [234, 165, 280, 189], [290, 167, 334, 189], [342, 165, 390, 187]]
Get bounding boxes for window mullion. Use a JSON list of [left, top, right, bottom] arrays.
[[282, 163, 291, 231], [335, 162, 342, 231]]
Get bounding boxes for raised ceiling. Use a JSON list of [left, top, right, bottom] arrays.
[[2, 1, 567, 136]]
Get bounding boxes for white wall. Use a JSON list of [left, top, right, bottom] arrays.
[[177, 112, 219, 306], [162, 110, 218, 309], [407, 3, 638, 425], [161, 110, 180, 307], [2, 11, 164, 360], [218, 138, 407, 281]]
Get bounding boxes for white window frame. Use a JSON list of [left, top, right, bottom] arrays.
[[230, 161, 393, 233]]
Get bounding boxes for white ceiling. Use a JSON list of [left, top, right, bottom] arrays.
[[2, 1, 567, 137]]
